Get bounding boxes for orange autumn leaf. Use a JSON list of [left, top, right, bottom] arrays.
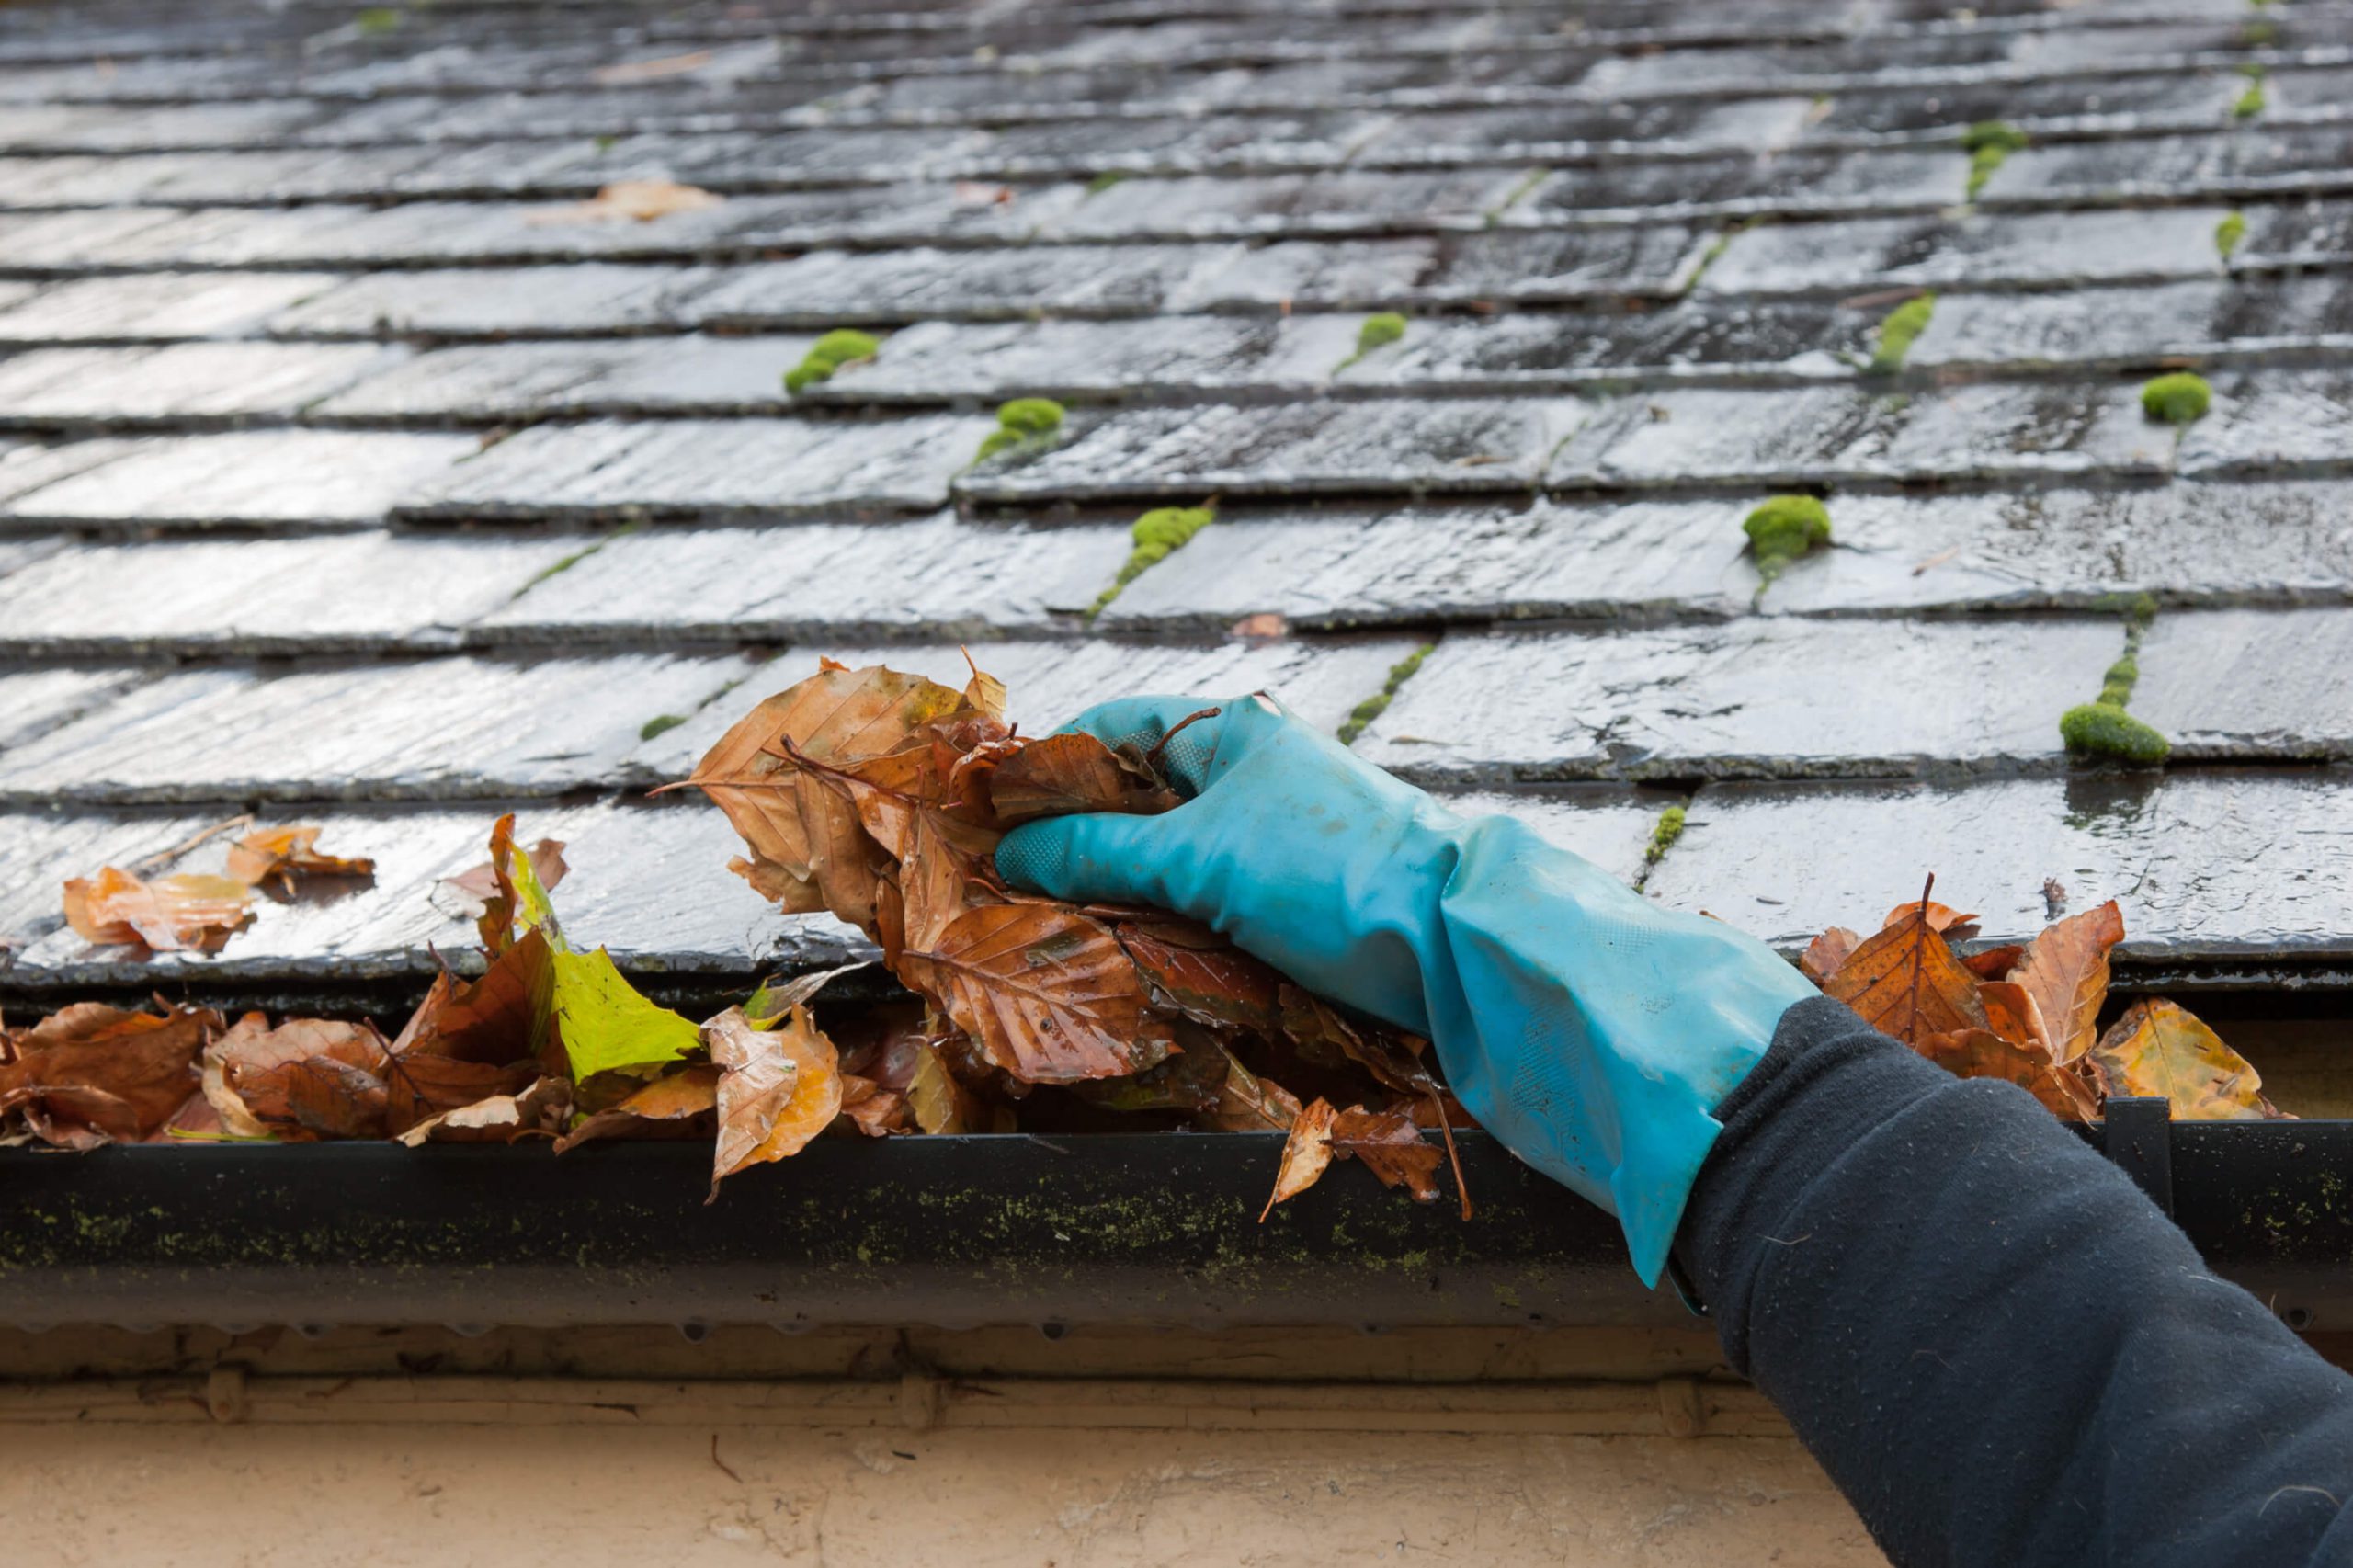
[[706, 1004, 843, 1199], [896, 903, 1176, 1084], [1327, 1104, 1444, 1203], [555, 1063, 721, 1153], [1918, 1028, 2097, 1121], [1822, 881, 1987, 1046], [531, 178, 722, 224], [2010, 900, 2124, 1067], [225, 824, 375, 893], [202, 1014, 393, 1142], [1801, 926, 1860, 983], [989, 732, 1178, 825], [63, 866, 254, 952], [0, 1002, 219, 1146], [1261, 1096, 1338, 1220], [1881, 899, 1979, 937], [2087, 999, 2279, 1121]]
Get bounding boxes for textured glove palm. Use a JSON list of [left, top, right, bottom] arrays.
[[994, 693, 1816, 1286]]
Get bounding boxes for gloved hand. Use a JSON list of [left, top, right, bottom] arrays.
[[994, 692, 1817, 1287]]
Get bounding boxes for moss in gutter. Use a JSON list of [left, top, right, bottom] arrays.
[[1086, 505, 1215, 619], [1961, 120, 2029, 200], [2216, 210, 2246, 260], [2141, 371, 2211, 426], [1335, 312, 1409, 374], [1867, 292, 1935, 374], [1337, 643, 1434, 745], [783, 328, 881, 395]]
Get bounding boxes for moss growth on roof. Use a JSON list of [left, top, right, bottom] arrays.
[[2061, 703, 2170, 766], [1961, 120, 2029, 199], [782, 328, 881, 395], [639, 714, 687, 742], [1336, 312, 1410, 374], [973, 397, 1069, 464], [1086, 170, 1127, 195], [1743, 494, 1832, 592], [2215, 210, 2247, 260], [356, 7, 402, 34], [1643, 804, 1687, 868], [1086, 505, 1216, 619], [1868, 292, 1936, 374], [2234, 63, 2268, 119], [2140, 371, 2212, 426], [1337, 643, 1434, 745]]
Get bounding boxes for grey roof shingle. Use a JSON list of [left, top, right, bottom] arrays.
[[2, 0, 2351, 993]]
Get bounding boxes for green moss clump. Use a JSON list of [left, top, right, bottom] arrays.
[[1643, 804, 1688, 868], [1086, 506, 1216, 618], [2234, 63, 2268, 119], [1335, 312, 1411, 374], [1868, 292, 1936, 373], [356, 6, 401, 33], [2097, 653, 2140, 708], [2140, 371, 2212, 426], [1336, 644, 1433, 745], [639, 714, 687, 742], [1743, 494, 1832, 587], [782, 328, 881, 394], [1961, 120, 2029, 199], [972, 398, 1069, 466], [2060, 702, 2170, 766], [995, 397, 1066, 437], [2215, 210, 2246, 260], [1086, 171, 1127, 195]]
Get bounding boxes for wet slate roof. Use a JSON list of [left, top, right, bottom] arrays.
[[0, 0, 2348, 1001]]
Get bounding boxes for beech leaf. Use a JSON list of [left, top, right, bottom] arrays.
[[2088, 999, 2278, 1121], [1822, 881, 1988, 1046], [0, 1002, 219, 1145], [2009, 900, 2124, 1067], [1261, 1096, 1338, 1220], [898, 903, 1176, 1084], [990, 732, 1180, 825], [531, 178, 722, 224], [1801, 926, 1860, 983], [1327, 1104, 1444, 1203], [63, 867, 253, 952], [225, 824, 376, 893], [204, 1014, 394, 1142], [1918, 1028, 2097, 1121], [707, 1004, 843, 1198]]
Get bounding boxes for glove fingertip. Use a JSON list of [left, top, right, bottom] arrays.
[[994, 812, 1160, 904]]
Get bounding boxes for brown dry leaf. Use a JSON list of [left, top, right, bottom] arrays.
[[1118, 920, 1283, 1037], [990, 733, 1180, 826], [1801, 926, 1860, 983], [63, 866, 253, 952], [2009, 900, 2124, 1067], [1280, 983, 1434, 1098], [1976, 981, 2052, 1054], [961, 651, 1007, 722], [905, 1037, 987, 1133], [1327, 1104, 1443, 1203], [837, 1075, 910, 1137], [707, 1004, 844, 1198], [396, 1075, 571, 1146], [438, 826, 567, 949], [1230, 612, 1289, 642], [531, 178, 722, 224], [204, 1014, 393, 1142], [899, 904, 1176, 1084], [554, 1063, 722, 1153], [1822, 882, 1987, 1046], [1881, 899, 1979, 937], [2088, 999, 2277, 1121], [1918, 1028, 2097, 1121], [1199, 1042, 1304, 1133], [225, 824, 376, 892], [384, 926, 552, 1128], [0, 1002, 218, 1146], [1963, 944, 2026, 981], [953, 180, 1014, 207], [1260, 1096, 1338, 1220]]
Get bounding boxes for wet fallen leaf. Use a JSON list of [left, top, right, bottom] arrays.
[[1918, 1028, 2097, 1121], [554, 1063, 721, 1153], [2009, 900, 2124, 1067], [1823, 881, 1987, 1046], [1261, 1096, 1337, 1220], [63, 866, 254, 952], [1963, 944, 2026, 981], [1199, 1042, 1304, 1132], [899, 904, 1175, 1083], [225, 824, 375, 894], [532, 178, 723, 223], [1800, 926, 1859, 983], [707, 1004, 843, 1198], [438, 824, 567, 951], [1880, 899, 1979, 938], [501, 831, 699, 1081], [0, 1002, 219, 1146], [1118, 921, 1283, 1037], [2088, 999, 2278, 1121], [990, 732, 1179, 826], [396, 1075, 572, 1146], [1327, 1104, 1443, 1203], [204, 1014, 394, 1141]]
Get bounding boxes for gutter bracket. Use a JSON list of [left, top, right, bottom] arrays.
[[2099, 1096, 2176, 1217]]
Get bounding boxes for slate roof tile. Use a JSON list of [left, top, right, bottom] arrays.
[[0, 0, 2344, 991]]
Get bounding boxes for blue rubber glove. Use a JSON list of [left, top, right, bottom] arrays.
[[994, 692, 1817, 1287]]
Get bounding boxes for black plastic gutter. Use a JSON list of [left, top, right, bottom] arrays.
[[0, 1111, 2347, 1334]]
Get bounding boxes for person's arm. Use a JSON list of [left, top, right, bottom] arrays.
[[1680, 994, 2353, 1568]]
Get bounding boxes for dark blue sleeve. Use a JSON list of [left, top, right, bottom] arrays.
[[1677, 994, 2353, 1568]]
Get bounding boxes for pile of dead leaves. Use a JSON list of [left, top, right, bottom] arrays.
[[672, 656, 1470, 1217], [6, 661, 1470, 1221], [1808, 877, 2279, 1121]]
